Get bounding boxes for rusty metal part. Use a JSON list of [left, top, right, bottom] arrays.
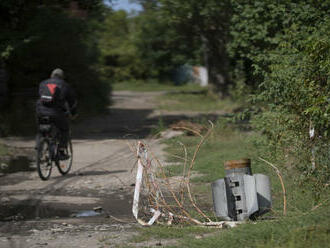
[[224, 159, 251, 170]]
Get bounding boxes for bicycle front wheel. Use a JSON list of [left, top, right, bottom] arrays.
[[37, 137, 53, 180], [57, 139, 73, 175]]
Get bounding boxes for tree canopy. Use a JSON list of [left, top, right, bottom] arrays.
[[0, 0, 110, 134]]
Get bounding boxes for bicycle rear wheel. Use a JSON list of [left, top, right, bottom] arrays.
[[37, 137, 53, 180], [57, 139, 73, 175]]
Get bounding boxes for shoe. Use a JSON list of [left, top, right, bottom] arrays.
[[58, 150, 70, 160]]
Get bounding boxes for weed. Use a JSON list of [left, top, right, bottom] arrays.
[[158, 90, 240, 112], [0, 143, 8, 157], [138, 121, 330, 247], [113, 80, 203, 92], [131, 226, 216, 244], [113, 81, 329, 247], [151, 116, 166, 136]]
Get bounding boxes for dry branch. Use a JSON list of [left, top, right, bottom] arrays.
[[259, 157, 287, 216], [131, 121, 241, 228]]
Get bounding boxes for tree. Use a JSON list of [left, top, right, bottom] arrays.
[[98, 10, 142, 81], [0, 0, 111, 134], [160, 0, 232, 95]]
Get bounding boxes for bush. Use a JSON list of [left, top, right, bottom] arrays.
[[253, 17, 330, 196], [2, 6, 110, 135]]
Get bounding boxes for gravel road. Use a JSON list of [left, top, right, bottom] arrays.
[[0, 91, 169, 248]]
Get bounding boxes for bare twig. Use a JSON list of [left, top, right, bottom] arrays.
[[185, 121, 214, 221], [311, 198, 329, 211], [177, 141, 188, 205], [178, 141, 188, 180], [171, 126, 203, 137], [259, 157, 287, 216], [108, 214, 132, 223], [150, 144, 204, 224], [130, 121, 243, 228], [167, 153, 189, 162]]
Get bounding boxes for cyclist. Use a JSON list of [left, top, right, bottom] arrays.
[[36, 68, 77, 160]]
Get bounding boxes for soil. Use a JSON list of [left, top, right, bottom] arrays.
[[0, 91, 221, 248]]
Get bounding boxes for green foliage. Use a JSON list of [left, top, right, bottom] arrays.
[[226, 0, 330, 192], [176, 205, 330, 248], [160, 0, 232, 92], [0, 1, 110, 134], [136, 119, 330, 247], [0, 143, 8, 157], [254, 16, 330, 191], [98, 2, 203, 82], [227, 0, 329, 88], [98, 10, 142, 81], [0, 0, 106, 60], [112, 79, 202, 92], [133, 7, 186, 79], [158, 90, 239, 112]]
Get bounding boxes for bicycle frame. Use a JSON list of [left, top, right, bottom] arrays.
[[36, 115, 74, 180]]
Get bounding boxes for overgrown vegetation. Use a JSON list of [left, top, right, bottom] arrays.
[[0, 1, 329, 245], [130, 110, 329, 247], [158, 91, 239, 112], [225, 0, 329, 197], [0, 143, 8, 157]]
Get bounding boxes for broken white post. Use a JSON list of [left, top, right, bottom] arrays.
[[132, 148, 144, 220], [132, 142, 161, 226], [309, 121, 316, 170]]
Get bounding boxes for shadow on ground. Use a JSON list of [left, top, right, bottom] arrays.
[[72, 107, 224, 140]]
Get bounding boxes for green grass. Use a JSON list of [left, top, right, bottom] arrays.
[[112, 80, 204, 92], [0, 143, 8, 157], [113, 79, 239, 112], [131, 226, 216, 243], [174, 205, 330, 248], [159, 91, 240, 112], [132, 121, 329, 247], [115, 86, 329, 248]]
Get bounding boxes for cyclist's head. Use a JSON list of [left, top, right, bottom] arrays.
[[50, 68, 64, 79]]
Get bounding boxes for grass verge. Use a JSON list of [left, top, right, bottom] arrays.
[[158, 91, 240, 112], [112, 80, 204, 92], [131, 123, 329, 247], [0, 143, 8, 157], [111, 82, 329, 247]]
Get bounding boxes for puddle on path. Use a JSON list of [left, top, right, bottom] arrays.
[[74, 210, 102, 217], [0, 204, 105, 221], [0, 156, 34, 174], [0, 203, 72, 221], [0, 193, 132, 222]]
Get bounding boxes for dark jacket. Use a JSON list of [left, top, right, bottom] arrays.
[[36, 77, 77, 116]]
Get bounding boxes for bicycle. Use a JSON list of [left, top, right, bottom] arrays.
[[36, 116, 73, 180]]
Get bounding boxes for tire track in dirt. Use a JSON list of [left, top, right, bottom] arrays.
[[0, 90, 203, 247], [0, 92, 166, 223]]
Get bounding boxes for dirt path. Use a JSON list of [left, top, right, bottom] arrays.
[[0, 91, 170, 248], [0, 90, 224, 248]]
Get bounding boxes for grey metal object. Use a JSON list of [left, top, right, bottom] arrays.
[[254, 174, 272, 215], [211, 179, 233, 220], [212, 159, 271, 221], [243, 175, 259, 219]]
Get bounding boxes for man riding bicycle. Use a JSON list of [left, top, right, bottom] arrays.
[[36, 68, 77, 160]]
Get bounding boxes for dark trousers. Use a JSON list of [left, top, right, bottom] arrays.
[[36, 103, 69, 149]]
